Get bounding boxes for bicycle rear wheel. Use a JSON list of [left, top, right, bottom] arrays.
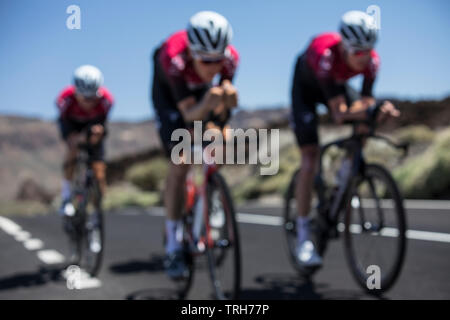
[[343, 164, 407, 294], [205, 172, 241, 300], [171, 223, 195, 300]]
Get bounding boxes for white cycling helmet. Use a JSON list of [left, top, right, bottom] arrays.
[[187, 11, 233, 57], [339, 11, 378, 50], [73, 65, 104, 97]]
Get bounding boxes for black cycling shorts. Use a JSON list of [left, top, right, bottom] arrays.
[[58, 117, 105, 161], [290, 54, 360, 146]]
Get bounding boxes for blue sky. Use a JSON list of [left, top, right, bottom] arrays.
[[1, 0, 449, 121]]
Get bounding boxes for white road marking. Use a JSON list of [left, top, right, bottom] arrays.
[[236, 212, 450, 244], [24, 238, 44, 250], [0, 216, 22, 236], [14, 231, 31, 242], [37, 250, 66, 264], [404, 200, 450, 211], [406, 230, 450, 243], [236, 213, 283, 226], [145, 207, 450, 244], [0, 215, 103, 290], [243, 199, 450, 212]]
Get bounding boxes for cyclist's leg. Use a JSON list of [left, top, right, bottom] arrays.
[[90, 144, 107, 197], [291, 108, 319, 242], [152, 49, 190, 258], [291, 54, 320, 223], [58, 118, 82, 210], [153, 109, 191, 278], [290, 54, 323, 266], [86, 123, 107, 196]]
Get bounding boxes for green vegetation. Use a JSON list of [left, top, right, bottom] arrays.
[[394, 125, 435, 145], [394, 128, 450, 199], [232, 144, 300, 204], [103, 183, 160, 211], [125, 156, 168, 191], [0, 200, 49, 217]]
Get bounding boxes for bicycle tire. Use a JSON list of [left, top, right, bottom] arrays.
[[343, 163, 407, 294], [205, 172, 241, 300], [173, 225, 195, 300], [79, 180, 105, 277]]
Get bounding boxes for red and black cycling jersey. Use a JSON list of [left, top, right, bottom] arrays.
[[56, 85, 114, 123], [304, 32, 380, 100], [156, 30, 240, 103]]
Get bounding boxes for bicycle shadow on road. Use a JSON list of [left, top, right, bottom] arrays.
[[0, 264, 66, 292], [239, 273, 387, 300], [109, 254, 166, 274], [111, 254, 211, 300], [109, 253, 209, 275], [125, 288, 182, 300]]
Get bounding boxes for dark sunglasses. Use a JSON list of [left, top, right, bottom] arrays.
[[81, 95, 99, 101], [200, 58, 225, 65], [192, 51, 225, 64], [349, 48, 371, 57]]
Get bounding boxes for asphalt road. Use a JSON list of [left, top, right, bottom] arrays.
[[0, 201, 449, 300]]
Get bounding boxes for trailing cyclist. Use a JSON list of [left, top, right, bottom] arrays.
[[150, 11, 239, 279], [290, 10, 400, 268], [56, 65, 114, 226]]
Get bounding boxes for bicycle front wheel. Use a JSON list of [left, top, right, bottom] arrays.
[[343, 164, 407, 294], [80, 181, 105, 277], [205, 172, 241, 300]]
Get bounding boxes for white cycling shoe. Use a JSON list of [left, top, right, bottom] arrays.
[[295, 240, 323, 268]]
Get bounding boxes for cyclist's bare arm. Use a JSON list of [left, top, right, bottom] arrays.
[[328, 95, 399, 125], [221, 79, 238, 110], [178, 87, 225, 122]]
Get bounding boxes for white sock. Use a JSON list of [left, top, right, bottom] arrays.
[[297, 216, 311, 246], [61, 179, 72, 201], [165, 219, 183, 254]]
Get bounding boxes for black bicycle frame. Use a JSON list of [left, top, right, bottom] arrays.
[[314, 123, 409, 229]]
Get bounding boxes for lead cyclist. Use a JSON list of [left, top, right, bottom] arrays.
[[150, 11, 240, 279], [290, 11, 400, 268]]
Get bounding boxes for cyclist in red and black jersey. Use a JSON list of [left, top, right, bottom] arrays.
[[151, 11, 239, 279], [56, 65, 114, 217], [290, 11, 400, 268]]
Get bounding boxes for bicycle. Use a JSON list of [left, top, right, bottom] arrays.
[[63, 139, 105, 277], [165, 144, 242, 300], [284, 104, 409, 294]]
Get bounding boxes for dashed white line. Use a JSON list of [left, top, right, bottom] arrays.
[[0, 215, 102, 290], [236, 213, 283, 226], [0, 216, 22, 236], [14, 231, 31, 242], [36, 250, 66, 264], [24, 238, 44, 250]]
